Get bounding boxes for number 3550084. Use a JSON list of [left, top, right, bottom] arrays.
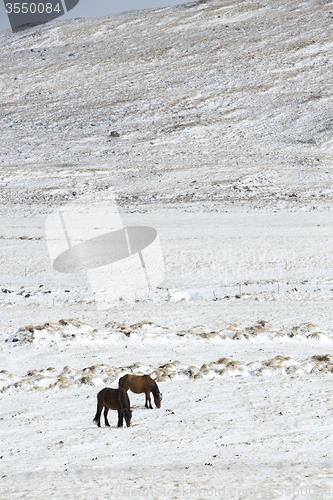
[[5, 2, 61, 14]]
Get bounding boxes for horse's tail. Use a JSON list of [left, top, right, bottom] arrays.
[[119, 386, 130, 411], [93, 393, 103, 427], [93, 394, 102, 426]]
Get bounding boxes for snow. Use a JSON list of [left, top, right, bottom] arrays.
[[2, 377, 333, 499], [1, 0, 333, 497]]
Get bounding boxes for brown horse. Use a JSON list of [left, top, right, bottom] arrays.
[[93, 387, 132, 428], [119, 374, 162, 409]]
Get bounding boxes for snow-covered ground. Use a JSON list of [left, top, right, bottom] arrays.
[[1, 0, 333, 498]]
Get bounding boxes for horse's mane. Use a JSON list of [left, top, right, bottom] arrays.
[[119, 387, 130, 410], [152, 380, 161, 400]]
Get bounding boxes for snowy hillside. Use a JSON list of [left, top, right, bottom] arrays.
[[1, 0, 333, 214], [1, 0, 333, 498]]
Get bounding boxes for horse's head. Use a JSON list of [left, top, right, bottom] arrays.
[[154, 392, 162, 409], [124, 408, 132, 427]]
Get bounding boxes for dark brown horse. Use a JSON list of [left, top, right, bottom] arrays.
[[93, 387, 132, 428], [119, 374, 162, 409]]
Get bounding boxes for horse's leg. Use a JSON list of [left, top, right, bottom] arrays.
[[117, 409, 124, 428], [146, 392, 153, 409], [93, 402, 102, 427], [104, 407, 110, 427]]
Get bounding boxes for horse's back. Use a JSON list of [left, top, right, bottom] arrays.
[[98, 387, 118, 397], [119, 374, 155, 393], [134, 374, 149, 391], [98, 387, 119, 409]]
